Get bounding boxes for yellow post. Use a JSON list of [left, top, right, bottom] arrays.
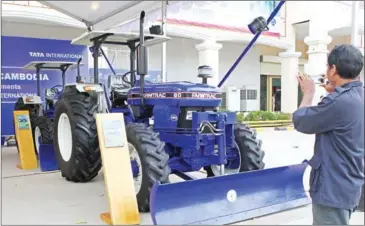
[[13, 110, 38, 170], [95, 113, 140, 225]]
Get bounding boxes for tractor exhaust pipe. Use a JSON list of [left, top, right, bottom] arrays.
[[76, 57, 82, 83], [137, 11, 148, 105]]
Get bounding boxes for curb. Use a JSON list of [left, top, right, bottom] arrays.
[[274, 126, 295, 131], [252, 126, 295, 132], [252, 128, 270, 132]]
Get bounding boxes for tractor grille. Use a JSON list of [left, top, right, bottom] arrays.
[[177, 107, 216, 132]]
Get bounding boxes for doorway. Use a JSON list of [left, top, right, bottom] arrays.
[[267, 76, 281, 112]]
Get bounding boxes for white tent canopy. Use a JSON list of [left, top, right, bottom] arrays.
[[40, 1, 166, 31]]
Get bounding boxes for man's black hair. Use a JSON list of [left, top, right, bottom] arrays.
[[327, 44, 364, 79]]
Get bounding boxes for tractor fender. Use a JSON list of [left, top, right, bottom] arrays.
[[21, 96, 42, 105]]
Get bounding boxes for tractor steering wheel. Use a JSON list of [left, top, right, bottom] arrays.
[[122, 70, 136, 87], [50, 85, 63, 93]]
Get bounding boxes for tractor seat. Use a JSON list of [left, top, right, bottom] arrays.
[[111, 84, 130, 100], [108, 75, 131, 101], [45, 88, 58, 107]]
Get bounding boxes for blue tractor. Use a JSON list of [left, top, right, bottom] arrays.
[[14, 60, 82, 155], [52, 12, 265, 212]]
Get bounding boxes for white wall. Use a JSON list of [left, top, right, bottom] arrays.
[[148, 37, 201, 83], [288, 1, 364, 33], [219, 42, 261, 110], [218, 42, 260, 88]]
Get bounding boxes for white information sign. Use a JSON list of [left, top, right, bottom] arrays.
[[102, 119, 125, 148]]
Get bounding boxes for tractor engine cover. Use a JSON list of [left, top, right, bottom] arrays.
[[127, 81, 222, 107]]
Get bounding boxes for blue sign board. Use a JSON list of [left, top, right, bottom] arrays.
[[1, 36, 89, 137]]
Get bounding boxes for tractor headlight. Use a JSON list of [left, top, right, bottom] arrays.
[[25, 97, 34, 102], [83, 86, 96, 92]]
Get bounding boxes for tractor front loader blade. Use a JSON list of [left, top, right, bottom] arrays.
[[150, 162, 311, 225]]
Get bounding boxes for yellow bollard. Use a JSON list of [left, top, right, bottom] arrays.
[[95, 113, 140, 225], [13, 110, 38, 170]]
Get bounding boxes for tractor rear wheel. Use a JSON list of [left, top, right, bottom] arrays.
[[206, 123, 265, 176], [53, 92, 101, 182], [32, 116, 53, 156], [126, 123, 170, 212]]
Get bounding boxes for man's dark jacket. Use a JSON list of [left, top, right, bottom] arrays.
[[293, 81, 364, 210]]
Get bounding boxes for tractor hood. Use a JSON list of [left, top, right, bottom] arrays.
[[41, 1, 165, 30], [129, 81, 221, 94]]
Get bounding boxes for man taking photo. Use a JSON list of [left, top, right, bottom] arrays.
[[292, 44, 364, 225]]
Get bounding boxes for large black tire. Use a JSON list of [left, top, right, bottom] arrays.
[[234, 123, 265, 171], [126, 123, 170, 212], [206, 123, 265, 176], [53, 92, 102, 182], [32, 116, 53, 155]]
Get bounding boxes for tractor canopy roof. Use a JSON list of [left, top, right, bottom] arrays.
[[23, 61, 83, 71], [71, 30, 171, 47]]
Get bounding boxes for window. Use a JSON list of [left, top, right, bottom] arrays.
[[240, 89, 258, 100]]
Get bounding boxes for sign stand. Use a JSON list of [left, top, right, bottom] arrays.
[[95, 113, 140, 225], [13, 110, 38, 170]]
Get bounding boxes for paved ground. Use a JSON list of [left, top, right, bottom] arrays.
[[1, 129, 364, 225]]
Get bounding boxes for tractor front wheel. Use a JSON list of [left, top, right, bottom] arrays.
[[53, 92, 101, 182], [206, 123, 265, 176], [126, 123, 170, 212], [32, 116, 53, 156], [234, 123, 265, 171]]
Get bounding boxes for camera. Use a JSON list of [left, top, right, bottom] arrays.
[[315, 74, 327, 85]]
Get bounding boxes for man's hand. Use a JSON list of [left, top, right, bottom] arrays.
[[297, 73, 315, 95]]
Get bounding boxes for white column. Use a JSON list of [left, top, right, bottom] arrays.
[[195, 40, 223, 86], [161, 0, 168, 82], [279, 51, 302, 113], [304, 18, 332, 105], [351, 1, 360, 45]]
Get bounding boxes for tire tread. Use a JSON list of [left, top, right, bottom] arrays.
[[126, 123, 170, 212]]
